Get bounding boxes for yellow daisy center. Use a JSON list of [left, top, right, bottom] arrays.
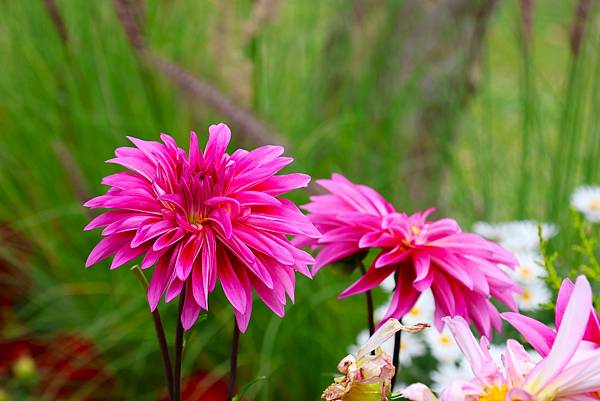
[[438, 335, 451, 346], [589, 199, 600, 211], [479, 385, 508, 401], [518, 265, 533, 278], [521, 289, 532, 302], [409, 306, 422, 317]]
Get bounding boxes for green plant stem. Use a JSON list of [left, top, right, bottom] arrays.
[[131, 266, 174, 401], [227, 320, 241, 401], [358, 261, 375, 336], [174, 286, 186, 401]]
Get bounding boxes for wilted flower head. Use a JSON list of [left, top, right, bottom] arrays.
[[403, 276, 600, 401], [571, 185, 600, 222], [297, 174, 520, 337], [85, 124, 319, 331], [322, 319, 428, 401]]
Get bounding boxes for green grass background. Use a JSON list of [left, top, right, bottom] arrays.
[[0, 1, 599, 400]]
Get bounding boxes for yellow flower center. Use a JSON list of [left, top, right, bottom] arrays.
[[521, 289, 532, 302], [589, 199, 600, 211], [438, 335, 451, 346], [479, 385, 508, 401], [518, 265, 533, 278], [409, 306, 422, 317], [412, 226, 421, 235]]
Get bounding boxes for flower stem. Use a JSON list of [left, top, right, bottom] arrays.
[[227, 320, 240, 401], [358, 261, 375, 336], [391, 268, 402, 388], [174, 286, 186, 401], [131, 266, 174, 401], [391, 329, 402, 387]]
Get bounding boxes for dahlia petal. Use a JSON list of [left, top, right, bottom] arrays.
[[429, 250, 474, 290], [249, 274, 285, 317], [232, 266, 253, 332], [209, 209, 233, 239], [338, 260, 395, 299], [205, 229, 219, 292], [102, 215, 156, 236], [181, 281, 202, 330], [188, 131, 204, 166], [412, 253, 430, 280], [313, 242, 361, 274], [106, 156, 154, 182], [101, 172, 148, 191], [140, 247, 168, 269], [502, 312, 556, 357], [217, 249, 246, 312], [231, 191, 281, 207], [204, 196, 241, 218], [191, 261, 207, 309], [375, 245, 410, 268], [253, 173, 311, 195], [110, 243, 147, 270], [526, 275, 592, 392], [166, 278, 183, 303], [84, 210, 128, 231], [204, 123, 231, 166], [233, 225, 294, 265], [444, 316, 500, 384], [175, 234, 202, 280], [378, 270, 420, 325], [148, 257, 174, 311], [86, 234, 131, 267], [153, 228, 185, 251], [131, 220, 173, 247]]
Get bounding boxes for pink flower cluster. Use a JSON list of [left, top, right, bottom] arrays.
[[403, 276, 600, 400], [85, 124, 319, 331], [296, 174, 520, 337]]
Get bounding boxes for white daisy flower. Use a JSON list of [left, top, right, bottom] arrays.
[[424, 325, 462, 364], [430, 361, 473, 392], [473, 220, 557, 253], [512, 252, 546, 284], [571, 186, 600, 222], [402, 291, 435, 326], [516, 278, 551, 311], [348, 328, 426, 365]]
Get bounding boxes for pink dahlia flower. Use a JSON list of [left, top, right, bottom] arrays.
[[297, 174, 520, 337], [84, 123, 319, 331], [402, 275, 600, 401], [502, 277, 600, 356]]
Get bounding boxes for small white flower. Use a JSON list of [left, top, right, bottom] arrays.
[[571, 186, 600, 223], [512, 252, 546, 284], [473, 220, 557, 253], [424, 325, 462, 364], [516, 278, 551, 311], [430, 361, 473, 392]]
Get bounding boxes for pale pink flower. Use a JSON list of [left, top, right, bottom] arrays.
[[402, 275, 600, 401], [503, 277, 600, 356], [84, 124, 319, 330], [297, 174, 520, 337]]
